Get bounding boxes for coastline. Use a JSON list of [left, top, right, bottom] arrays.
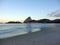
[[0, 26, 60, 45]]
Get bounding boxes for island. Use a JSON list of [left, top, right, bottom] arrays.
[[6, 21, 21, 24]]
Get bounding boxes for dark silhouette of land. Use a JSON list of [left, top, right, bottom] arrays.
[[24, 17, 32, 23], [24, 17, 60, 23], [6, 21, 21, 24], [52, 19, 60, 23], [1, 17, 60, 24]]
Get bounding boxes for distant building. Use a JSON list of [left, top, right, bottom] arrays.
[[24, 17, 32, 23]]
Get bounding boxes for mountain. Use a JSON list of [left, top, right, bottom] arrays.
[[24, 17, 32, 23]]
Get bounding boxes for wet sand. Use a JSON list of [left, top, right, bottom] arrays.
[[0, 27, 60, 45]]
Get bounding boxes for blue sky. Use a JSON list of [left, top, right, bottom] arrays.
[[0, 0, 60, 22]]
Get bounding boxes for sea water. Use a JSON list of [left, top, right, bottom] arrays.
[[0, 23, 59, 39]]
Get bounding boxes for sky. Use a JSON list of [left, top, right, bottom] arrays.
[[0, 0, 60, 22]]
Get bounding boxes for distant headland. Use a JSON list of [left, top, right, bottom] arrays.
[[4, 17, 60, 24], [6, 21, 21, 24]]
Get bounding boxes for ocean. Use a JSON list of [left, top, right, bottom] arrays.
[[0, 23, 59, 39]]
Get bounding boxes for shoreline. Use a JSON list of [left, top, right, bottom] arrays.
[[0, 27, 60, 45]]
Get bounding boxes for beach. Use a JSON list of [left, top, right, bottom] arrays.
[[0, 0, 60, 45], [0, 26, 60, 45]]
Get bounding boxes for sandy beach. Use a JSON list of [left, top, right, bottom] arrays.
[[0, 26, 60, 45]]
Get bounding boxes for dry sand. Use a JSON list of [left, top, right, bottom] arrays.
[[0, 27, 60, 45]]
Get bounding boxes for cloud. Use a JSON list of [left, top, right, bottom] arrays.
[[49, 10, 60, 17]]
